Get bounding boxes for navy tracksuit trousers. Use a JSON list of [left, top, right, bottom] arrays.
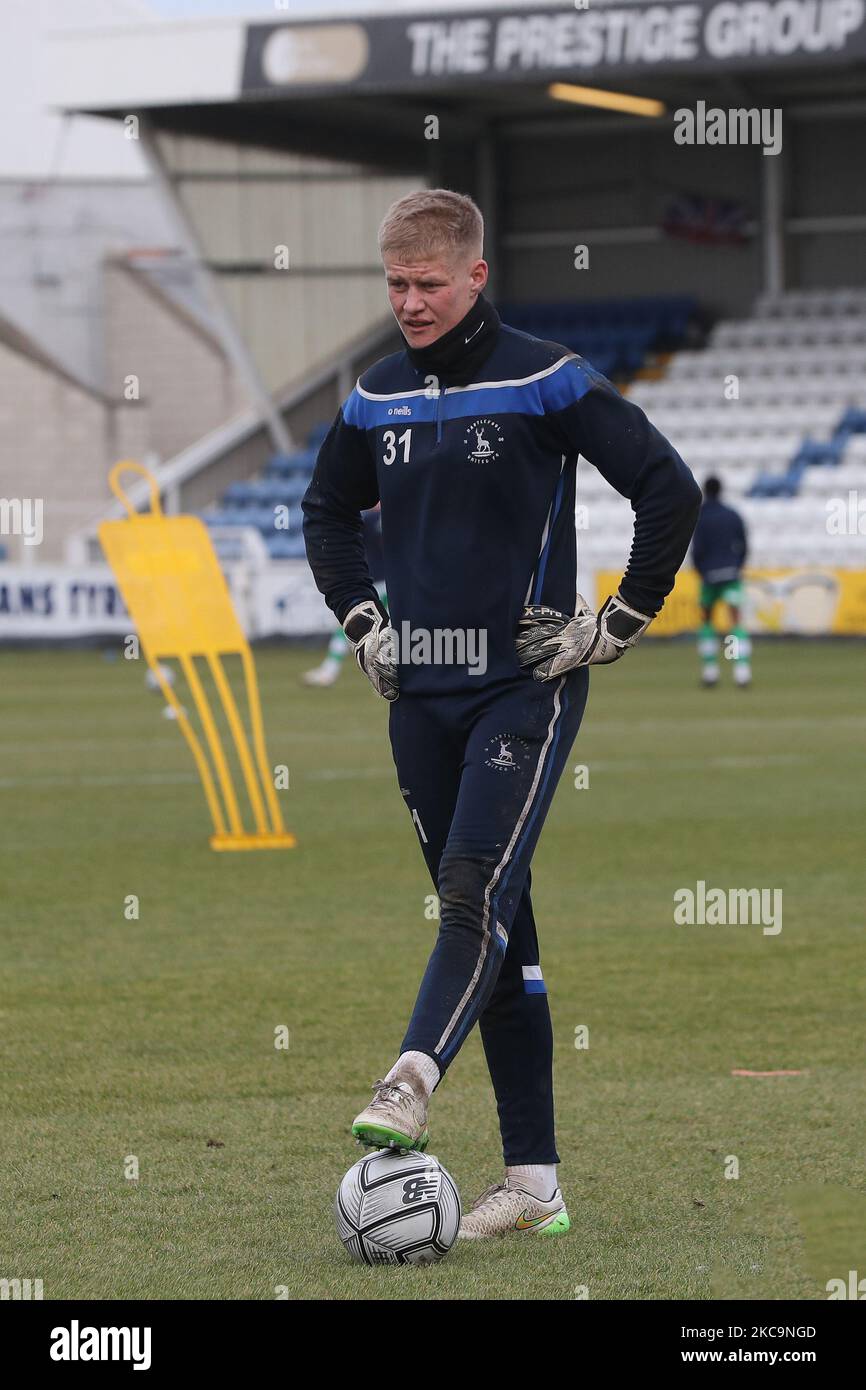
[[388, 665, 589, 1165]]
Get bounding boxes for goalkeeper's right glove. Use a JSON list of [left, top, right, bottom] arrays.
[[342, 599, 399, 702], [515, 593, 652, 680]]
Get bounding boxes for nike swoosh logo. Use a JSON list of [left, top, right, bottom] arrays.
[[515, 1210, 549, 1230], [464, 321, 484, 344]]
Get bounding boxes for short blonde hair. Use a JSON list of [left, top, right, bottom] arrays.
[[378, 188, 484, 266]]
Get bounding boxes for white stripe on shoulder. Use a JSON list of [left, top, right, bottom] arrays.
[[355, 354, 581, 402], [444, 355, 580, 394], [356, 381, 439, 402]]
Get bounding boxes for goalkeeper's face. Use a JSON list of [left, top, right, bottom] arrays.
[[384, 250, 488, 349]]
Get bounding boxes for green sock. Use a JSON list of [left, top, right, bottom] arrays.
[[730, 626, 752, 683], [731, 626, 751, 664], [327, 630, 348, 662], [698, 623, 719, 676]]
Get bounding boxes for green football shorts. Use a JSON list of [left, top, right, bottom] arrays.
[[700, 579, 744, 609]]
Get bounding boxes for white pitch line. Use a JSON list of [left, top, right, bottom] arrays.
[[590, 754, 811, 772], [0, 753, 835, 791], [305, 767, 392, 781], [0, 772, 199, 789], [0, 767, 393, 790], [600, 716, 865, 733]]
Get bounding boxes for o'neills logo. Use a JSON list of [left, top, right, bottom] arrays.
[[388, 405, 412, 416]]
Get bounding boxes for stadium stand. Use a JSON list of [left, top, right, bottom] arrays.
[[203, 434, 320, 560], [201, 296, 699, 560], [500, 295, 698, 378], [200, 289, 864, 574], [626, 288, 866, 568]]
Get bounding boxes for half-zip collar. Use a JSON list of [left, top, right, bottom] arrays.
[[402, 292, 501, 389]]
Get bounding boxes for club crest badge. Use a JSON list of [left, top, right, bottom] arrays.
[[463, 418, 503, 463], [484, 734, 526, 772]]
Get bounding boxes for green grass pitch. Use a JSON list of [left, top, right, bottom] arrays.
[[1, 639, 864, 1300]]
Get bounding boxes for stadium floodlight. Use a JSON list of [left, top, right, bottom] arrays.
[[548, 83, 666, 118], [99, 462, 296, 853]]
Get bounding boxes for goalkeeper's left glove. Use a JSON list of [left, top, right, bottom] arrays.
[[515, 593, 653, 681], [343, 599, 399, 701]]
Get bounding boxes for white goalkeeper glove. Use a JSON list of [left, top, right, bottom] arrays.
[[515, 593, 653, 680], [343, 599, 399, 702]]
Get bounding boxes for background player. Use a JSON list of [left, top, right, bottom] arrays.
[[303, 189, 701, 1240], [692, 475, 751, 687], [302, 506, 386, 687]]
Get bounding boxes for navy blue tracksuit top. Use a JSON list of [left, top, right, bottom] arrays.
[[302, 295, 701, 695], [691, 498, 749, 584]]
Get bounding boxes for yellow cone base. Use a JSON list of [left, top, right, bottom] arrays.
[[210, 832, 298, 852]]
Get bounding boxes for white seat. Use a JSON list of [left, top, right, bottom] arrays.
[[606, 290, 866, 572]]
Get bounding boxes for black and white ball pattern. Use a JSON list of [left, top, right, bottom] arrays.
[[335, 1150, 461, 1265]]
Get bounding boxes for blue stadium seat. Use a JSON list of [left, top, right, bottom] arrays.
[[748, 409, 854, 497], [797, 439, 843, 468], [498, 295, 696, 379], [200, 426, 329, 542], [222, 481, 257, 508], [266, 448, 317, 479], [267, 533, 307, 560], [837, 407, 866, 436]]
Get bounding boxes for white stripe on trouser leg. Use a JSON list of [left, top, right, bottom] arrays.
[[434, 677, 566, 1055]]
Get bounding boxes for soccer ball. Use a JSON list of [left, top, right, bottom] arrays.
[[335, 1149, 461, 1266]]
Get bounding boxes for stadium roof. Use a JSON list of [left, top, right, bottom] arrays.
[[46, 1, 866, 169]]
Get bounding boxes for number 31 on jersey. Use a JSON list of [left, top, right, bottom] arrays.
[[382, 428, 412, 465]]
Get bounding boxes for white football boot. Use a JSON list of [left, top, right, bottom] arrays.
[[301, 656, 341, 687], [733, 663, 752, 687], [458, 1176, 570, 1239], [351, 1079, 429, 1152]]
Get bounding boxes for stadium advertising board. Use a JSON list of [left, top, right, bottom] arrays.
[[598, 567, 866, 635], [0, 567, 129, 638], [3, 564, 866, 639], [243, 0, 866, 93], [0, 563, 332, 640]]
